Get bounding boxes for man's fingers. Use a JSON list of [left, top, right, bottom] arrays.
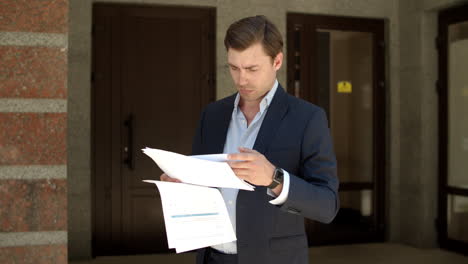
[[239, 147, 257, 153], [227, 160, 250, 169], [228, 147, 262, 161], [160, 173, 181, 183], [239, 147, 261, 155], [168, 177, 182, 183], [228, 152, 254, 161], [232, 168, 250, 179]]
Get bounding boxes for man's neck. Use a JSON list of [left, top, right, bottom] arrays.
[[239, 99, 260, 127], [239, 89, 269, 126], [239, 98, 260, 112]]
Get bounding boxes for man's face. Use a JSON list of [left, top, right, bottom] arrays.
[[227, 42, 283, 104]]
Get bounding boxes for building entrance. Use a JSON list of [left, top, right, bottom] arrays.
[[287, 14, 386, 245]]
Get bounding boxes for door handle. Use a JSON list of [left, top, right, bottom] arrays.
[[124, 113, 134, 170]]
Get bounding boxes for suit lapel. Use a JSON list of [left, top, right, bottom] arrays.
[[236, 85, 290, 245], [208, 94, 236, 154], [253, 84, 289, 154]]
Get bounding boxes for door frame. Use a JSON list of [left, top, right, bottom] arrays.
[[437, 3, 468, 255], [287, 13, 386, 244], [91, 3, 216, 256]]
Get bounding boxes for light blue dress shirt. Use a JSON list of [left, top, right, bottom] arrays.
[[211, 80, 291, 254]]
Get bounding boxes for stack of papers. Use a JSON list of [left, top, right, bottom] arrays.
[[142, 148, 254, 253]]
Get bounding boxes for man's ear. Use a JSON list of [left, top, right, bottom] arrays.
[[273, 52, 283, 70]]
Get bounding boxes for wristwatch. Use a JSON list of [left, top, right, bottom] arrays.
[[267, 167, 284, 189]]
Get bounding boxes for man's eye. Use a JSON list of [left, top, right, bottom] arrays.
[[248, 68, 257, 72], [230, 66, 238, 71]]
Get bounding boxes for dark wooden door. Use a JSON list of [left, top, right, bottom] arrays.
[[92, 4, 215, 256], [287, 14, 386, 245], [438, 4, 468, 256]]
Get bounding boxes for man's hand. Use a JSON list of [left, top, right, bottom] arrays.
[[228, 147, 276, 187], [160, 173, 182, 183]]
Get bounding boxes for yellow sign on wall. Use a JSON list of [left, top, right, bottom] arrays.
[[338, 81, 352, 93]]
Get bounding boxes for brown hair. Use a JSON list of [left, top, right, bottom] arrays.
[[224, 15, 283, 60]]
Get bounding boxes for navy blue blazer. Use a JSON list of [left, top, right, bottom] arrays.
[[192, 84, 339, 264]]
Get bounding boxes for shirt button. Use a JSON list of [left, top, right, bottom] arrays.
[[228, 200, 233, 205]]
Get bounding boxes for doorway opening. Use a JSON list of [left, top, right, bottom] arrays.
[[287, 13, 386, 245], [438, 3, 468, 256]]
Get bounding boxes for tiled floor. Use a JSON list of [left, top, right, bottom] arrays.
[[71, 243, 467, 264]]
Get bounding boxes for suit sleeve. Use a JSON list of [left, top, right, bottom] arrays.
[[277, 108, 340, 224]]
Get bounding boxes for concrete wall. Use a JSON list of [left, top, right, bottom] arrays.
[[68, 0, 400, 259], [398, 0, 468, 248], [0, 1, 68, 263]]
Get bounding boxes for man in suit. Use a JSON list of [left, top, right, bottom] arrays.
[[161, 15, 339, 264]]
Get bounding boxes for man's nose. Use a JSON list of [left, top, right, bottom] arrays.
[[238, 70, 248, 86]]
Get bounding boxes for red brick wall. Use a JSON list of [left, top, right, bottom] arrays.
[[0, 113, 67, 165], [0, 47, 67, 98], [0, 245, 67, 264], [0, 0, 68, 33], [0, 0, 68, 263], [0, 179, 67, 232]]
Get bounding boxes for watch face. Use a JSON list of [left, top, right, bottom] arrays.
[[274, 168, 284, 183]]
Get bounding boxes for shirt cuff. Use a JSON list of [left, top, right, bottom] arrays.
[[267, 170, 290, 205]]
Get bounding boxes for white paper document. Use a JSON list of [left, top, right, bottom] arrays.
[[142, 148, 253, 253], [143, 180, 236, 253], [142, 147, 254, 191]]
